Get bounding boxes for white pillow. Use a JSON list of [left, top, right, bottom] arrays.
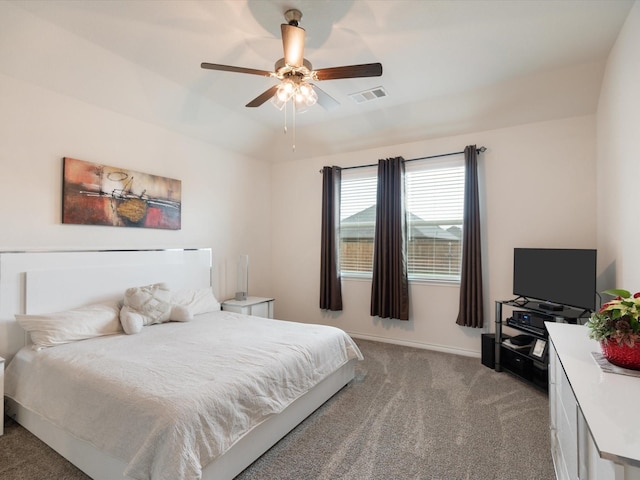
[[171, 287, 221, 315], [16, 301, 123, 350]]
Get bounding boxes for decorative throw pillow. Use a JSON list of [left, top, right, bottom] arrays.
[[16, 301, 123, 350], [120, 283, 192, 335], [171, 287, 221, 315]]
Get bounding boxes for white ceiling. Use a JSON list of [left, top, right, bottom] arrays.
[[2, 0, 634, 161]]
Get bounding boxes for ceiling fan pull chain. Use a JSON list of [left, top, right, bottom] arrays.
[[284, 100, 288, 134], [292, 104, 296, 152]]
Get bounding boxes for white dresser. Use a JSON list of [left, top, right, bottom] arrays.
[[221, 296, 274, 319], [547, 323, 640, 480]]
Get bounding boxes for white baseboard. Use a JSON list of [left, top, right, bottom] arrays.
[[348, 332, 481, 358]]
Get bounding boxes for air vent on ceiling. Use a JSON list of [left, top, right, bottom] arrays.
[[348, 86, 388, 104]]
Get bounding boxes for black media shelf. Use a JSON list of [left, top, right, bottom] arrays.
[[490, 299, 590, 393]]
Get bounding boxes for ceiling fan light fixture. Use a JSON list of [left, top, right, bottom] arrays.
[[276, 79, 295, 102], [298, 83, 312, 96], [303, 86, 318, 107], [273, 78, 317, 111], [271, 95, 287, 111]]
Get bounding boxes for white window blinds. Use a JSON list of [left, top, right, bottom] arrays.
[[339, 167, 377, 275], [339, 157, 465, 282], [405, 157, 464, 282]]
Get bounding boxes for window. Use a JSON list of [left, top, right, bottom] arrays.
[[339, 158, 464, 282], [405, 158, 464, 282], [340, 167, 377, 275]]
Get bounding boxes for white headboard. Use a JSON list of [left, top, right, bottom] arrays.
[[0, 249, 212, 363]]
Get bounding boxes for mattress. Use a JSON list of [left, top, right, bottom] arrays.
[[4, 311, 363, 480]]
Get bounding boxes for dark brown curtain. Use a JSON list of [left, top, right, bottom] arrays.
[[319, 166, 343, 311], [456, 145, 484, 328], [370, 157, 409, 320]]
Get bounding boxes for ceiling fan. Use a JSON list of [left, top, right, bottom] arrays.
[[201, 9, 383, 112]]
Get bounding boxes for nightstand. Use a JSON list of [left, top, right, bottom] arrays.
[[221, 296, 275, 319], [1, 355, 4, 436]]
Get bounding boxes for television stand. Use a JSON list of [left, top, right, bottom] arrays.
[[490, 299, 592, 392]]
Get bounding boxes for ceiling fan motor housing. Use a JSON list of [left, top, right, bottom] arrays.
[[274, 58, 314, 81]]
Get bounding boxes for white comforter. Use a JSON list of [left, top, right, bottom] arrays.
[[5, 311, 363, 480]]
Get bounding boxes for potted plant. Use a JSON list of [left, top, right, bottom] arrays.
[[586, 289, 640, 370]]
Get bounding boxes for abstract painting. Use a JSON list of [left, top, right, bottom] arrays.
[[62, 157, 181, 230]]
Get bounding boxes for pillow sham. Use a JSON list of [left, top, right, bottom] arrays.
[[120, 283, 192, 335], [171, 287, 221, 315], [16, 301, 123, 350]]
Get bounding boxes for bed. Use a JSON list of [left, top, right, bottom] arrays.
[[0, 249, 362, 480]]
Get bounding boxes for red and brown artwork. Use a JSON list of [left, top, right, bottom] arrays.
[[62, 157, 181, 230]]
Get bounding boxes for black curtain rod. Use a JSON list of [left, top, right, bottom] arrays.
[[319, 146, 486, 173]]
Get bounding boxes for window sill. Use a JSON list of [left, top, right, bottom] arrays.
[[340, 273, 372, 282], [409, 277, 460, 287]]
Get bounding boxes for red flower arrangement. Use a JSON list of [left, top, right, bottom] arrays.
[[586, 289, 640, 347], [586, 289, 640, 370]]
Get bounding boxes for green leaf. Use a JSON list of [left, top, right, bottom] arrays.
[[603, 288, 631, 298]]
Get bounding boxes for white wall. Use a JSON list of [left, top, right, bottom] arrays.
[[597, 1, 640, 292], [0, 72, 272, 302], [270, 116, 597, 356], [0, 2, 275, 301]]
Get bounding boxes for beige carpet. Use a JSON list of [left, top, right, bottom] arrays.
[[0, 339, 555, 479]]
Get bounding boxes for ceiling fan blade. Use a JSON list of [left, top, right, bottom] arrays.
[[201, 63, 272, 77], [314, 63, 383, 81], [311, 84, 340, 111], [246, 85, 279, 108], [281, 23, 305, 68]]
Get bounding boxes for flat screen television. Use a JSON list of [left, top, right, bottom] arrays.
[[513, 248, 597, 312]]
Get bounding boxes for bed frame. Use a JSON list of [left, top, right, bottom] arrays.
[[1, 249, 356, 480]]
